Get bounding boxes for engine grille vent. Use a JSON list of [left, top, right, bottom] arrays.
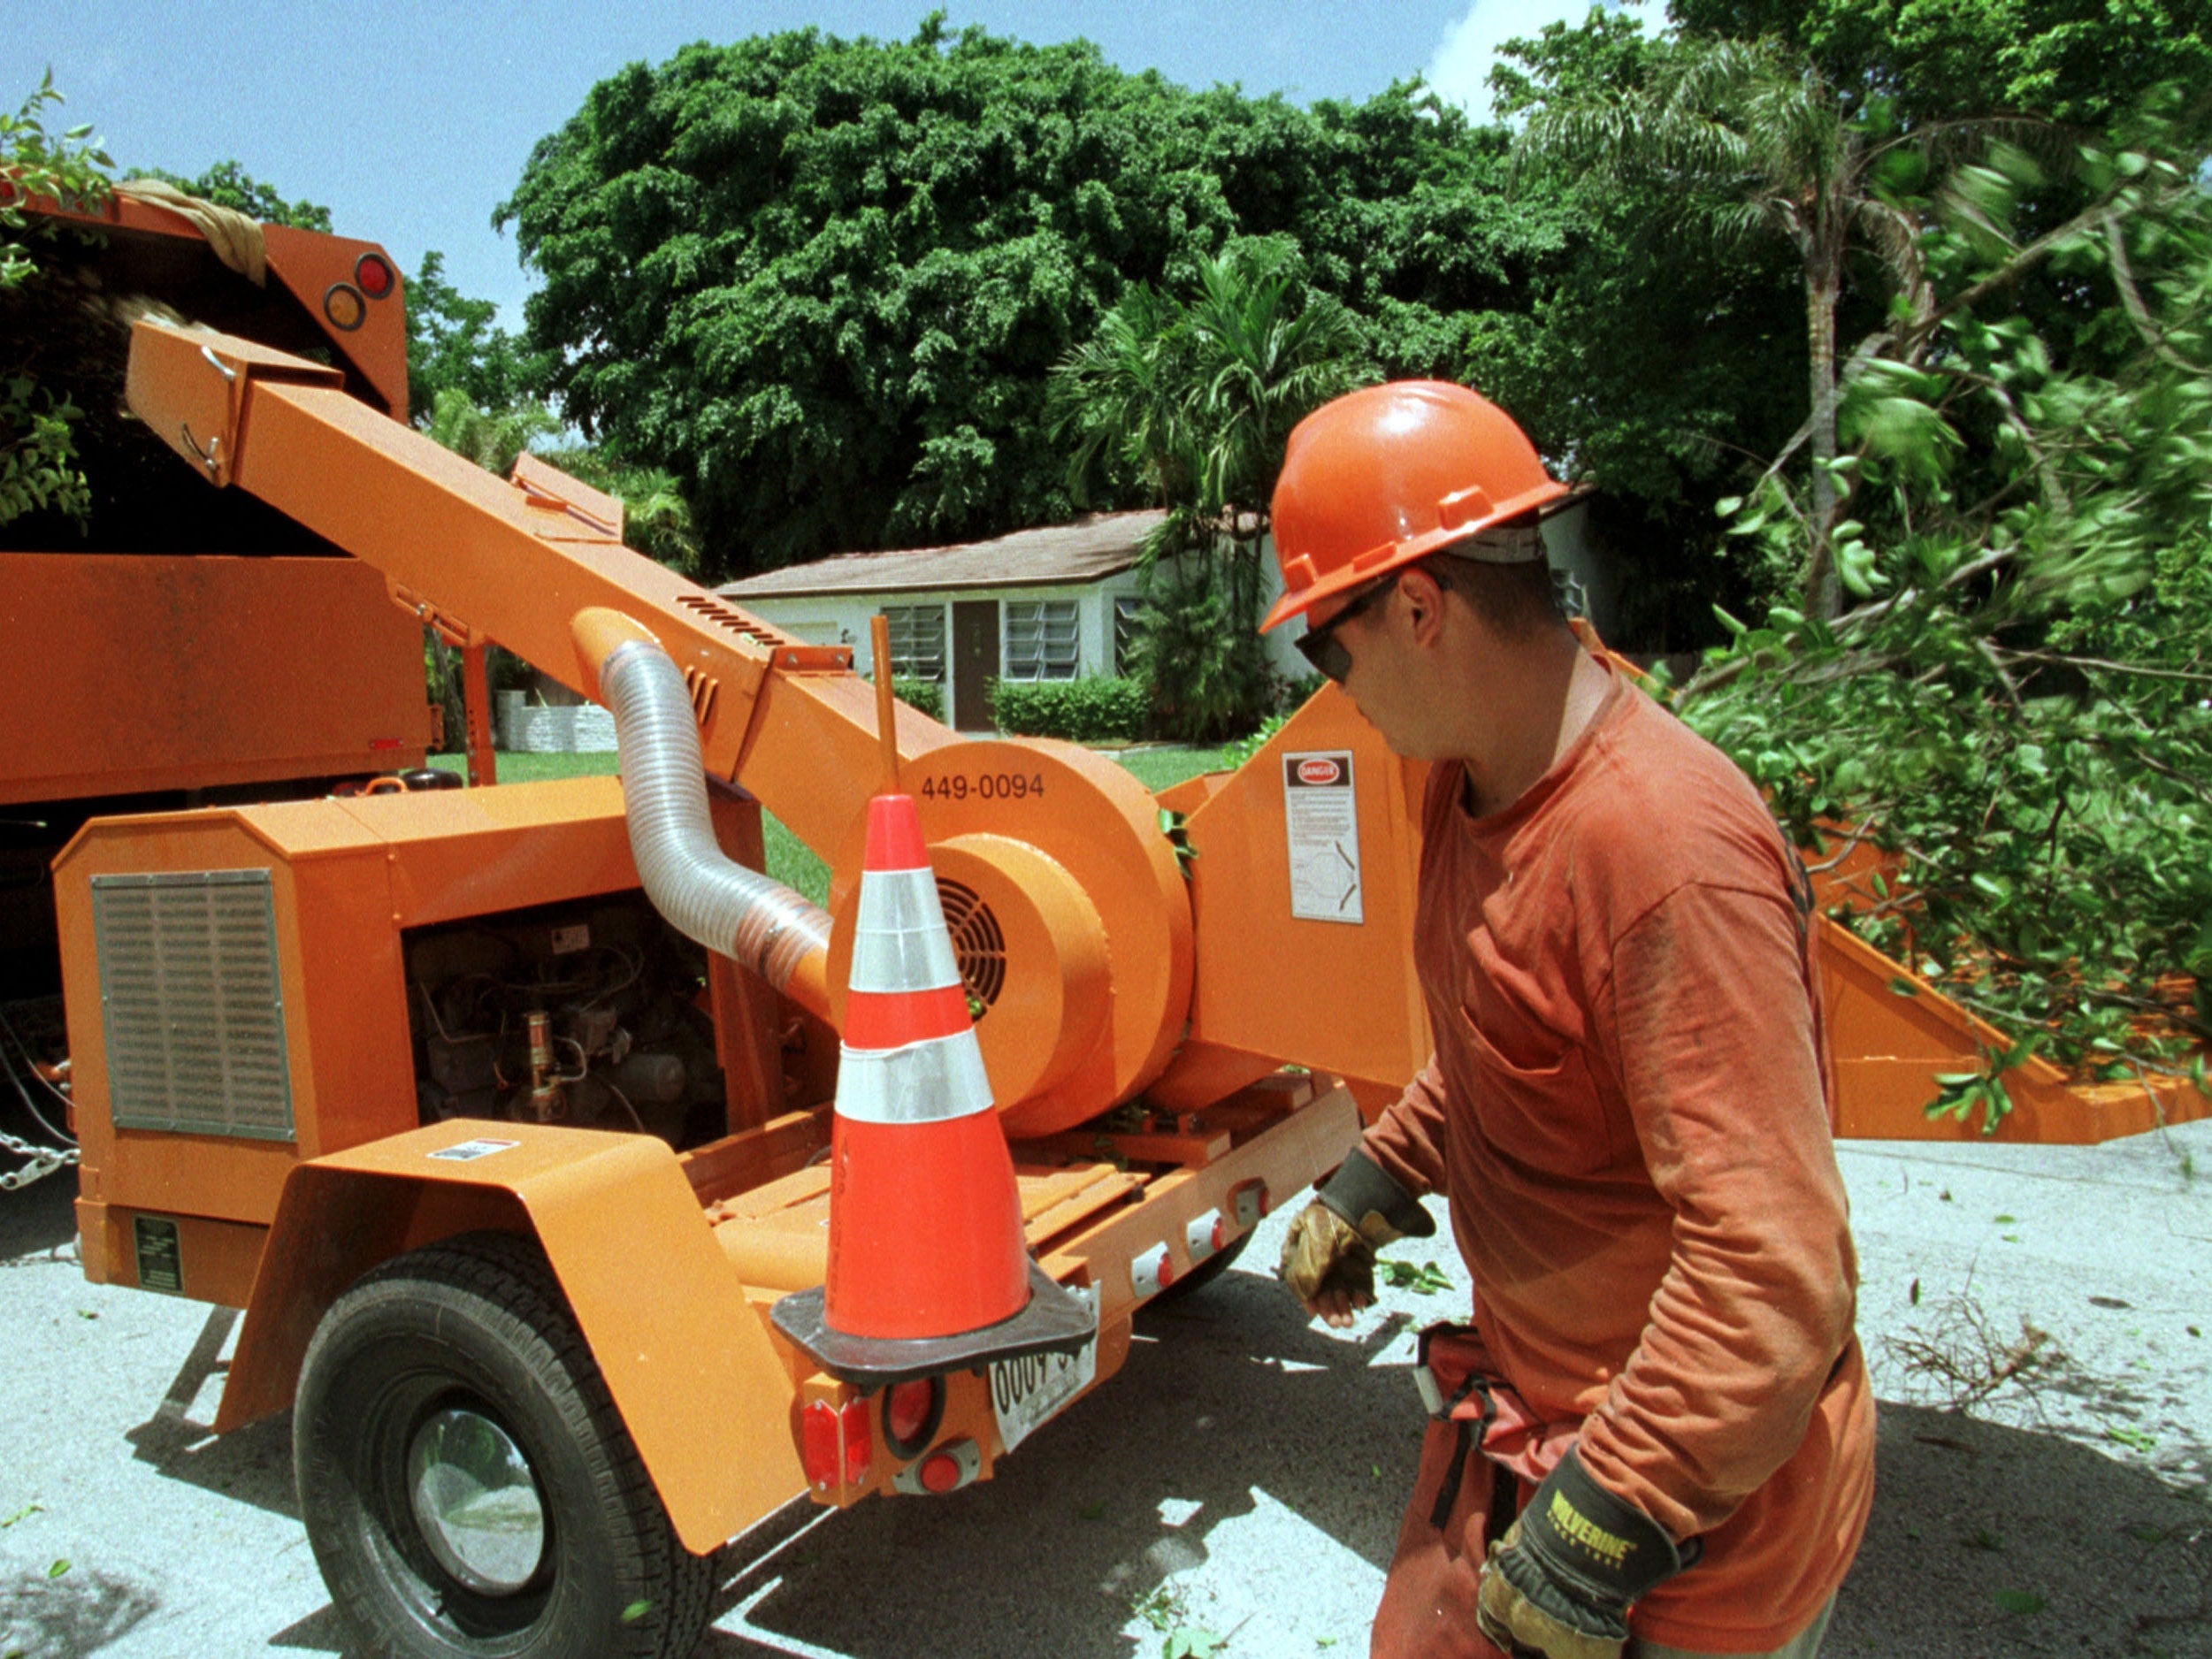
[[91, 870, 295, 1140], [937, 879, 1005, 1020]]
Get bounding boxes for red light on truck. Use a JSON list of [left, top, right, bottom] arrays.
[[920, 1452, 961, 1493], [1232, 1181, 1271, 1230], [1132, 1242, 1175, 1297], [354, 252, 395, 299], [800, 1397, 871, 1490], [892, 1437, 982, 1495], [883, 1376, 944, 1460]]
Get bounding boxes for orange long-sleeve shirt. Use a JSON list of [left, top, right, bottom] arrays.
[[1362, 667, 1875, 1652]]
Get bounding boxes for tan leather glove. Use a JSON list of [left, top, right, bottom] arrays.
[[1277, 1147, 1434, 1326], [1278, 1199, 1377, 1323]]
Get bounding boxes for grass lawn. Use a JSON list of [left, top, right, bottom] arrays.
[[427, 744, 1228, 906]]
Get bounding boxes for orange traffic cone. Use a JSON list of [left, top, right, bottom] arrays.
[[771, 792, 1093, 1386]]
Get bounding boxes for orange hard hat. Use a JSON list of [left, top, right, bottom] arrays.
[[1261, 380, 1567, 631]]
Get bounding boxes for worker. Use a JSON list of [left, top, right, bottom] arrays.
[[1265, 380, 1874, 1659]]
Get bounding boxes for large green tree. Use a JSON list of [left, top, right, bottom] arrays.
[[1668, 0, 2212, 134], [1512, 34, 1965, 617], [497, 19, 1569, 578]]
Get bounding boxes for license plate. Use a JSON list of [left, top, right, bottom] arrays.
[[988, 1286, 1098, 1454]]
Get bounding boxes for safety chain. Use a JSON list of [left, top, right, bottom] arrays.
[[0, 1128, 76, 1191]]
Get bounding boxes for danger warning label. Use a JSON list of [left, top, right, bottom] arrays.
[[1283, 750, 1363, 924]]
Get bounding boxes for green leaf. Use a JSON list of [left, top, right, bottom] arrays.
[[1992, 1589, 2046, 1616], [620, 1600, 651, 1624], [45, 1560, 68, 1579]]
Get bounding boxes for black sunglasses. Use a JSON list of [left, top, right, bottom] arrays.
[[1295, 575, 1399, 683]]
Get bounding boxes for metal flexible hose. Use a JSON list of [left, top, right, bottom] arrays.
[[598, 638, 831, 998]]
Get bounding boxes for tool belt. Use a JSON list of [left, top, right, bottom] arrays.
[[1412, 1321, 1579, 1540]]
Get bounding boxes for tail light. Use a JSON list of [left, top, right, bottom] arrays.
[[354, 251, 395, 300], [882, 1376, 945, 1460]]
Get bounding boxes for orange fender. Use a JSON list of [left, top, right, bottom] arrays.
[[218, 1121, 805, 1553]]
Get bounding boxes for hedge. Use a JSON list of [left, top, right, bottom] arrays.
[[891, 677, 945, 722], [990, 677, 1150, 744]]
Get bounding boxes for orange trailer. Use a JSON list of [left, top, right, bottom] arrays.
[[18, 190, 2205, 1659]]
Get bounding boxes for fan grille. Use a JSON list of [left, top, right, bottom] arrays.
[[936, 878, 1005, 1019]]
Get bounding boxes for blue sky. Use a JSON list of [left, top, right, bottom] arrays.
[[19, 0, 1613, 330]]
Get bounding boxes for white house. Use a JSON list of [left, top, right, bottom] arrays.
[[718, 510, 1301, 731]]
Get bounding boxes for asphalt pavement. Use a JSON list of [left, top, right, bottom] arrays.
[[2, 1115, 2208, 1659]]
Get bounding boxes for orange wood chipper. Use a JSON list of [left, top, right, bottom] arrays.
[[10, 189, 2204, 1659]]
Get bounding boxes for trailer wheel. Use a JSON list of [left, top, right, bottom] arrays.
[[295, 1232, 716, 1659]]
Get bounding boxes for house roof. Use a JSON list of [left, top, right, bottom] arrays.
[[716, 509, 1167, 600]]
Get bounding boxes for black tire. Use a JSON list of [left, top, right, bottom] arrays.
[[1155, 1230, 1254, 1302], [295, 1231, 716, 1659]]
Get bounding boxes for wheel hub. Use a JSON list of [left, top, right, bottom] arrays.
[[405, 1406, 546, 1596]]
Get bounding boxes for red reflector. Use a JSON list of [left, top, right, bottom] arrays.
[[369, 737, 402, 751], [355, 252, 394, 298], [1211, 1218, 1228, 1252], [1156, 1256, 1177, 1288], [920, 1452, 962, 1494], [800, 1398, 872, 1488]]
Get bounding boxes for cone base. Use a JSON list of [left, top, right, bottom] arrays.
[[769, 1262, 1098, 1389]]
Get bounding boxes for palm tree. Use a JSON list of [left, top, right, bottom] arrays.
[[423, 386, 559, 477], [1049, 241, 1372, 736], [1515, 38, 1941, 618]]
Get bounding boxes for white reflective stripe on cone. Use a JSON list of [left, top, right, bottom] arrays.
[[835, 1028, 995, 1124], [851, 868, 963, 994]]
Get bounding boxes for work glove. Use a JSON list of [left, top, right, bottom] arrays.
[[1278, 1146, 1434, 1326], [1474, 1448, 1698, 1659]]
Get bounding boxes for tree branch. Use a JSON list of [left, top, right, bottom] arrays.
[[1993, 648, 2212, 686], [2103, 210, 2212, 377]]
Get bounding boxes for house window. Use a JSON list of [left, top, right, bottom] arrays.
[[880, 604, 946, 682], [1114, 595, 1144, 675], [1003, 600, 1080, 682]]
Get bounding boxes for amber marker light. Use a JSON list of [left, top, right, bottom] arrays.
[[323, 282, 367, 332]]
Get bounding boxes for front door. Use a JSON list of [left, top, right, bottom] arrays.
[[952, 600, 998, 730]]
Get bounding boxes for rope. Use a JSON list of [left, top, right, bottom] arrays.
[[111, 178, 266, 287]]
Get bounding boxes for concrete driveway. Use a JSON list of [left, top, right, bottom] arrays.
[[3, 1116, 2208, 1659]]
